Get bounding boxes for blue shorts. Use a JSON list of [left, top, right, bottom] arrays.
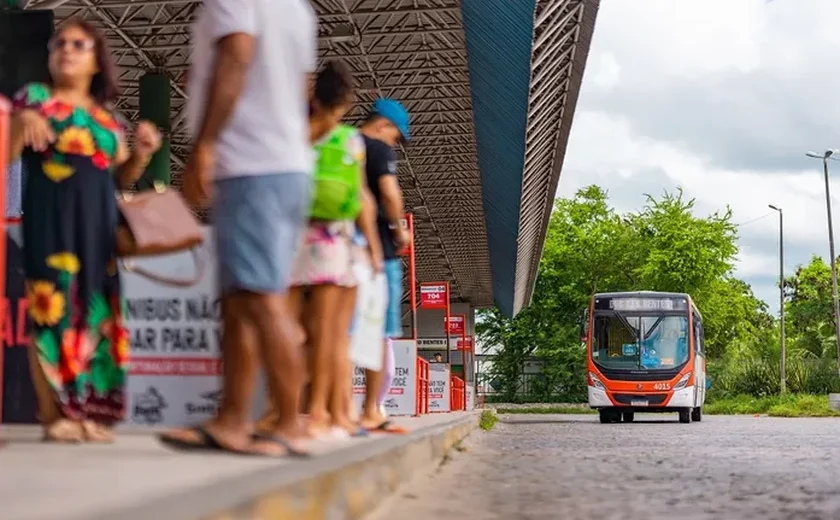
[[383, 258, 403, 338], [213, 173, 310, 295]]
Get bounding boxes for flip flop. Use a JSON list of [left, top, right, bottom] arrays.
[[365, 420, 409, 435], [158, 426, 254, 455], [251, 432, 312, 458], [351, 427, 369, 438]]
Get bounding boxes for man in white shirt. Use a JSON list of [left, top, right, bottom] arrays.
[[161, 0, 316, 457]]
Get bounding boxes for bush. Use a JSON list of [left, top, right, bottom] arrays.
[[709, 357, 840, 399], [484, 394, 587, 405], [797, 359, 840, 394], [496, 406, 595, 415], [705, 393, 840, 417], [479, 410, 499, 430]]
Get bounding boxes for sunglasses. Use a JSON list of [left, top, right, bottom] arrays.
[[48, 38, 95, 53]]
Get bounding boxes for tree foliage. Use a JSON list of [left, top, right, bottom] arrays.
[[786, 256, 840, 360], [479, 185, 771, 401]]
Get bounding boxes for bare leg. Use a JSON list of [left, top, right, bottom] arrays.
[[360, 342, 388, 428], [28, 344, 83, 443], [160, 292, 259, 452], [255, 288, 306, 434], [330, 286, 358, 434], [248, 292, 308, 453], [303, 285, 343, 437], [377, 339, 395, 407], [361, 340, 407, 433]]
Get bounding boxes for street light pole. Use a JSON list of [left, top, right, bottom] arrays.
[[807, 150, 840, 375], [769, 205, 785, 393]]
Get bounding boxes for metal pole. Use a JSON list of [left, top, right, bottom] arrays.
[[778, 208, 786, 394], [822, 158, 840, 375]]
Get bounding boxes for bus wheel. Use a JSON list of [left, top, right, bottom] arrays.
[[599, 410, 611, 423], [691, 407, 702, 422], [679, 408, 692, 423], [622, 412, 634, 423]]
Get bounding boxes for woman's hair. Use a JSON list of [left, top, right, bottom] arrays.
[[51, 19, 120, 104], [313, 59, 355, 109]]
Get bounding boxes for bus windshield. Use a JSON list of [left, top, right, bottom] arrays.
[[591, 313, 689, 371]]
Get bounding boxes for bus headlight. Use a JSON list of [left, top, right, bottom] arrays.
[[674, 372, 692, 390], [588, 372, 606, 391]]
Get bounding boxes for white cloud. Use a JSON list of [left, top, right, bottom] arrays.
[[560, 0, 840, 312], [589, 52, 621, 90]]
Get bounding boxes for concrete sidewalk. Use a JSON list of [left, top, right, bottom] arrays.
[[0, 412, 478, 520]]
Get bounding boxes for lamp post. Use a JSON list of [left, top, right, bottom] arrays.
[[806, 150, 840, 375], [769, 204, 785, 393]]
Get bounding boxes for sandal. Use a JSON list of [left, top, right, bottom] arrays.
[[251, 432, 312, 458], [364, 420, 409, 435], [158, 426, 258, 456]]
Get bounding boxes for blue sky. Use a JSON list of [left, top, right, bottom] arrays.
[[559, 0, 840, 314]]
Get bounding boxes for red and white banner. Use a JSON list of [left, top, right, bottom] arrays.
[[445, 314, 465, 336], [457, 336, 474, 351], [420, 282, 448, 310], [352, 340, 418, 416], [119, 226, 268, 429], [428, 363, 451, 412]]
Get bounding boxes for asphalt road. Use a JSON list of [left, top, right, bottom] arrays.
[[369, 414, 840, 520]]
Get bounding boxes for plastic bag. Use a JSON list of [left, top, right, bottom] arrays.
[[350, 261, 386, 371]]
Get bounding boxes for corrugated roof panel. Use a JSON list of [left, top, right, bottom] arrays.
[[461, 0, 537, 317]]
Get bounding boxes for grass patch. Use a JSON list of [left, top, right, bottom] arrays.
[[705, 394, 840, 417], [479, 410, 499, 431], [489, 394, 840, 418], [495, 406, 596, 415]]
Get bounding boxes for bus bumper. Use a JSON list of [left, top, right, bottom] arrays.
[[665, 386, 695, 407], [589, 385, 696, 409], [588, 386, 612, 407]]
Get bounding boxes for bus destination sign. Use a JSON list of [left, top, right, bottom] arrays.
[[600, 297, 688, 312]]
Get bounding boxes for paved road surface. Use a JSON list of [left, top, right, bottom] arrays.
[[370, 414, 840, 520]]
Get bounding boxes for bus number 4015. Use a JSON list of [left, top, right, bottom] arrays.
[[653, 383, 671, 391]]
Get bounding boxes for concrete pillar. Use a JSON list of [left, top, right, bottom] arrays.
[[137, 71, 170, 188]]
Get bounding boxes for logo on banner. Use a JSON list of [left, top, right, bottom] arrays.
[[185, 389, 223, 416], [132, 386, 168, 425], [383, 398, 399, 410]]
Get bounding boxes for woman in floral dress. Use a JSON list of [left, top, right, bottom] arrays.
[[9, 19, 161, 443]]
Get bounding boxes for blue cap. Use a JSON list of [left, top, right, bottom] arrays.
[[371, 98, 411, 142]]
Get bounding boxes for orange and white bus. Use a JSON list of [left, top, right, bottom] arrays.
[[582, 291, 706, 424]]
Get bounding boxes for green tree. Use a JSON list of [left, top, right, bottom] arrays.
[[698, 277, 773, 360], [629, 189, 738, 294], [479, 185, 767, 402], [786, 256, 836, 359]]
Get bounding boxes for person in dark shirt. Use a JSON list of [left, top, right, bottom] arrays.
[[359, 98, 411, 433]]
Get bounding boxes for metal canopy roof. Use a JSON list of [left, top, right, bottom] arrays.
[[30, 0, 599, 316]]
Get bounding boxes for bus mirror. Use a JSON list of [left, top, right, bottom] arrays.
[[579, 310, 589, 343]]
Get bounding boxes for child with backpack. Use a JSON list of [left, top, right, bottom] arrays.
[[288, 60, 382, 438]]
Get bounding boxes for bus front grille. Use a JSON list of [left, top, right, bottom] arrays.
[[612, 393, 668, 405]]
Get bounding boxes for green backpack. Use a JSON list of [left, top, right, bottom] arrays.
[[310, 124, 363, 221]]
